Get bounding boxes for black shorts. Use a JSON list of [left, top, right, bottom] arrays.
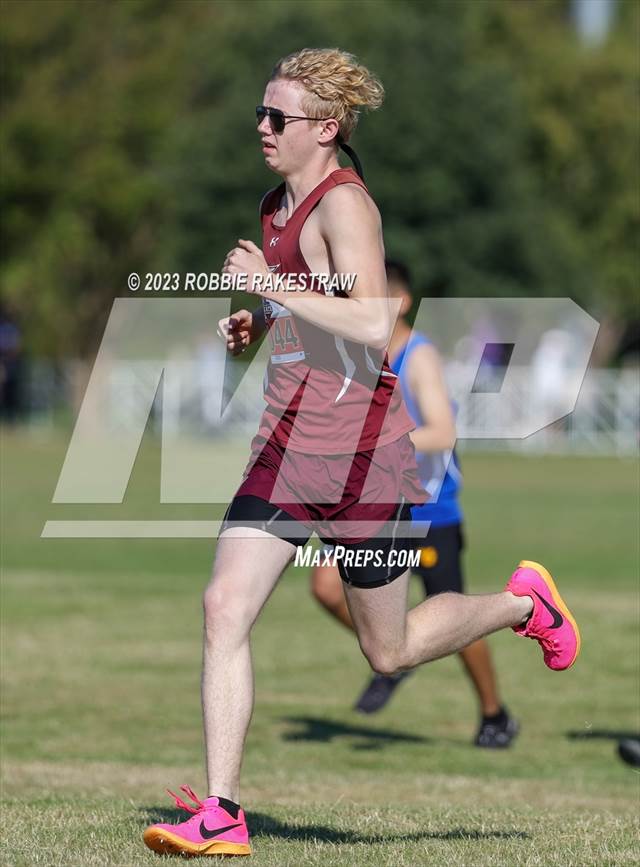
[[413, 523, 465, 596], [221, 494, 419, 589]]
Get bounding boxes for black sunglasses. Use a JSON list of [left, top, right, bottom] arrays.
[[255, 105, 366, 182], [256, 105, 331, 134]]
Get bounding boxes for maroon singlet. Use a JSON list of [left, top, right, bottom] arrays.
[[256, 167, 415, 456]]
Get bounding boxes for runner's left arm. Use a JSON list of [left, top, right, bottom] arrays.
[[222, 185, 393, 349], [283, 184, 391, 348]]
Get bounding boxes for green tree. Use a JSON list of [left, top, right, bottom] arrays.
[[1, 0, 637, 357]]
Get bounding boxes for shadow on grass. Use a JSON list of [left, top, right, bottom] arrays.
[[249, 812, 530, 844], [138, 807, 529, 845], [566, 729, 640, 741], [280, 715, 429, 751]]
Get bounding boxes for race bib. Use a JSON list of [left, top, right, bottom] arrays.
[[263, 298, 305, 364]]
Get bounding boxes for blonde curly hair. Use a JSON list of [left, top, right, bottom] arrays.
[[270, 48, 384, 143]]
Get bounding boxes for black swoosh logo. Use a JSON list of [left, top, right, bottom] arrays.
[[199, 821, 242, 840], [532, 589, 563, 629]]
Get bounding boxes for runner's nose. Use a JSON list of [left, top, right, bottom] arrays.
[[257, 116, 271, 135]]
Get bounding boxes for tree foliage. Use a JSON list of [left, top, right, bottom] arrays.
[[1, 0, 637, 356]]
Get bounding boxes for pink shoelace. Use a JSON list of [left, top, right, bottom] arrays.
[[166, 785, 207, 814], [522, 611, 561, 655]]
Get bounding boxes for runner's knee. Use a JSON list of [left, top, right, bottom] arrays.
[[359, 639, 404, 677], [202, 582, 253, 643]]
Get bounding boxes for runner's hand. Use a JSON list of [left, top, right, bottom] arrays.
[[222, 239, 269, 285], [217, 309, 254, 355]]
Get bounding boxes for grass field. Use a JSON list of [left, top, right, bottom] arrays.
[[1, 428, 639, 866]]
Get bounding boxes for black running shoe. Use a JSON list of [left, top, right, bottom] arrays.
[[618, 738, 640, 768], [474, 709, 519, 748], [353, 672, 412, 714]]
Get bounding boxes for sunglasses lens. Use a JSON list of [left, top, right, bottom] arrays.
[[256, 106, 286, 133], [270, 111, 285, 133]]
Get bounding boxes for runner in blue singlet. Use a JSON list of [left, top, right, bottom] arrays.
[[311, 260, 518, 748]]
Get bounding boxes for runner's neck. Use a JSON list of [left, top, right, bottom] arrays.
[[281, 157, 342, 217]]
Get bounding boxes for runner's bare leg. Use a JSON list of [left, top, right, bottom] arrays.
[[459, 640, 501, 716], [202, 529, 296, 802], [311, 564, 354, 630], [344, 571, 532, 675]]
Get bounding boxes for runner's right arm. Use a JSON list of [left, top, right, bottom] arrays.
[[217, 307, 266, 355], [217, 189, 274, 355]]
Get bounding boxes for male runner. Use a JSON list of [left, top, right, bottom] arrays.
[[144, 48, 581, 858], [311, 260, 518, 747]]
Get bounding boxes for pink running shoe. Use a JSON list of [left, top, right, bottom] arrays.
[[506, 560, 581, 671], [143, 785, 251, 857]]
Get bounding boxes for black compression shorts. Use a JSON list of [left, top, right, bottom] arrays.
[[221, 494, 418, 589]]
